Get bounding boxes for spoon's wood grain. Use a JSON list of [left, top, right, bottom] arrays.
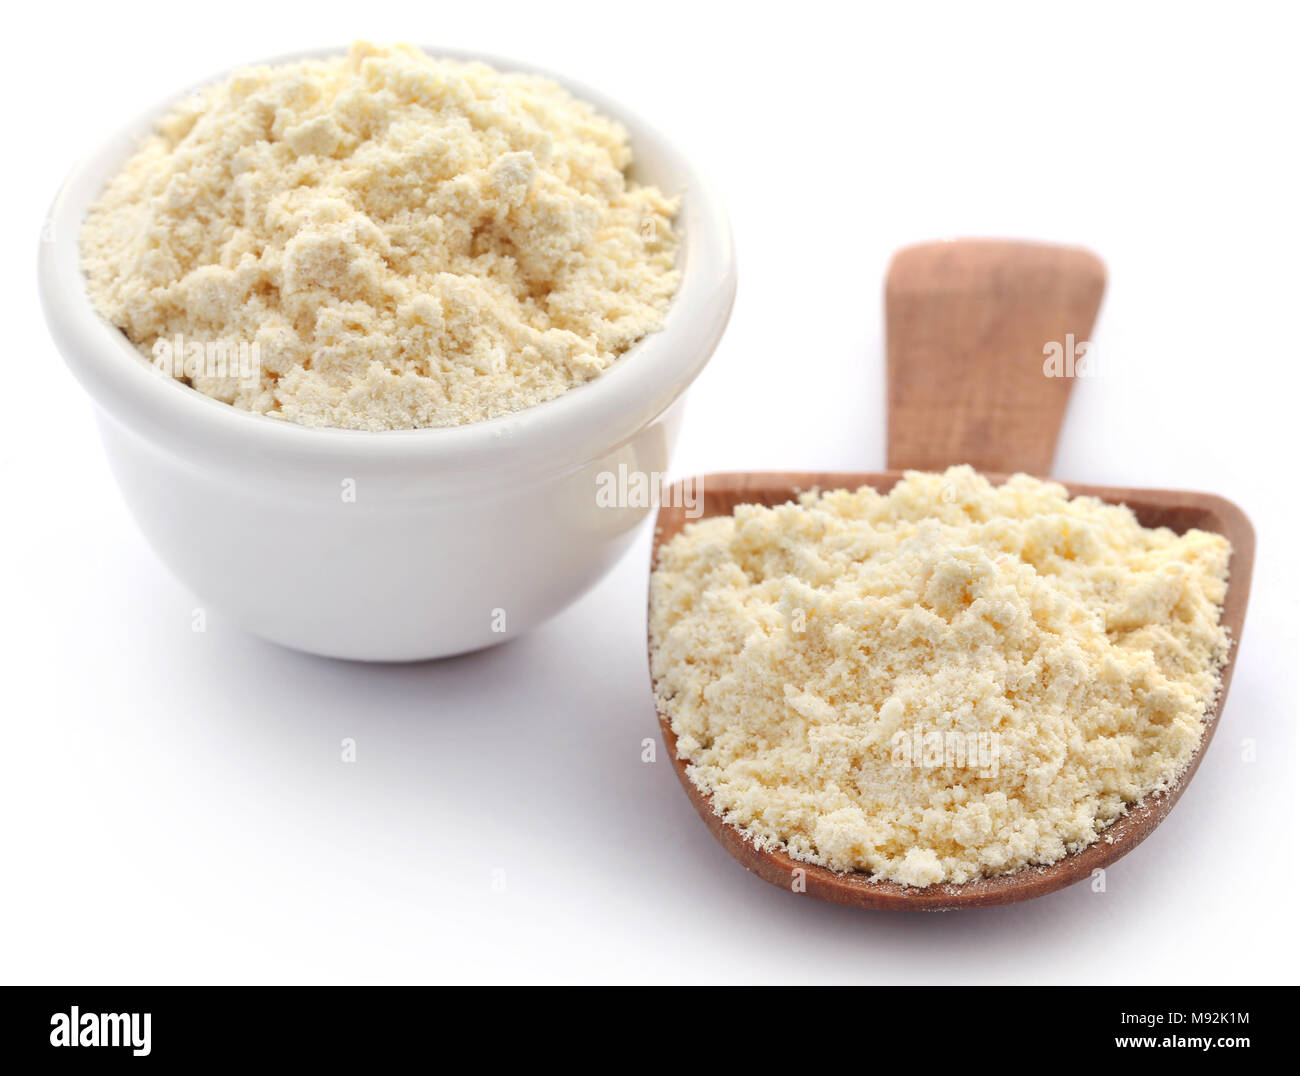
[[650, 472, 1254, 910], [886, 239, 1106, 475]]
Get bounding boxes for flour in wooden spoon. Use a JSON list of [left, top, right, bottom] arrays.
[[649, 467, 1230, 887]]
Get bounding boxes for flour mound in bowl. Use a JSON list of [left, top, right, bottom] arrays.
[[649, 467, 1231, 887], [80, 41, 680, 431]]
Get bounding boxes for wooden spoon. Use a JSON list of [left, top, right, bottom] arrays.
[[648, 239, 1255, 910]]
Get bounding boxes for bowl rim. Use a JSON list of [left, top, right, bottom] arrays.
[[38, 43, 736, 479]]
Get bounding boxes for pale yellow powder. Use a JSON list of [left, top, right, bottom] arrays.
[[80, 41, 679, 430], [649, 467, 1231, 887]]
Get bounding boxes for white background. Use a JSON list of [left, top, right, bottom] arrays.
[[4, 1, 1296, 984]]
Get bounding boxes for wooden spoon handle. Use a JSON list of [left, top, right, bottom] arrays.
[[885, 239, 1106, 475]]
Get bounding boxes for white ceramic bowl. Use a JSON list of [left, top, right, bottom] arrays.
[[39, 46, 735, 661]]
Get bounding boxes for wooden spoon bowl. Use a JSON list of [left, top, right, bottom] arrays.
[[646, 239, 1255, 910], [650, 471, 1254, 910]]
